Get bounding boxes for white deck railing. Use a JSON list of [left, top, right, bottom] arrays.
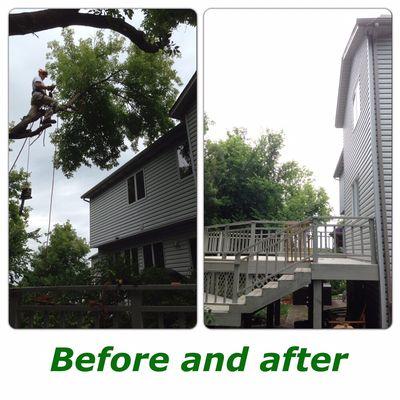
[[204, 216, 377, 305]]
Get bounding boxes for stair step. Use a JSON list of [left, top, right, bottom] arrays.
[[247, 288, 262, 297], [205, 304, 230, 313], [263, 281, 279, 289], [295, 267, 311, 273], [278, 274, 294, 281]]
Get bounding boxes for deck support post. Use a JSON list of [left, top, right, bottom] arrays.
[[312, 218, 319, 262], [266, 303, 274, 327], [249, 222, 256, 260], [369, 218, 377, 264], [232, 258, 240, 303], [274, 300, 281, 326], [313, 280, 323, 328], [130, 290, 143, 328], [204, 228, 209, 255], [9, 290, 21, 328], [222, 225, 228, 260]]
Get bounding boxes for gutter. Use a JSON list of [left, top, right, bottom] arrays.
[[367, 33, 390, 328]]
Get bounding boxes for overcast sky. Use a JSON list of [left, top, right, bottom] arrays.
[[204, 8, 387, 215], [9, 10, 196, 250]]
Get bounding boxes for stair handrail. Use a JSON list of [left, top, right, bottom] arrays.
[[231, 219, 312, 302]]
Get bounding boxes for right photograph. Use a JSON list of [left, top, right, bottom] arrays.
[[204, 9, 392, 329]]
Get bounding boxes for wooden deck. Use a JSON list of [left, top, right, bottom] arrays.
[[204, 255, 378, 281]]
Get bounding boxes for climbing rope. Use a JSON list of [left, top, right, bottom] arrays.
[[45, 115, 58, 247], [9, 121, 35, 173], [9, 137, 28, 173], [25, 137, 31, 180]]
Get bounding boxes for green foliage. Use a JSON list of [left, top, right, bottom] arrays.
[[91, 254, 141, 285], [9, 170, 40, 285], [89, 9, 196, 55], [46, 28, 182, 177], [331, 280, 346, 296], [92, 256, 191, 285], [205, 128, 332, 225], [141, 9, 196, 55], [23, 222, 91, 286]]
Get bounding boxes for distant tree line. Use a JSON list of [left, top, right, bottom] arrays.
[[205, 127, 332, 225]]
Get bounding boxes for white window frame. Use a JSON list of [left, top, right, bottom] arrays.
[[352, 79, 361, 129], [127, 169, 146, 204], [143, 242, 164, 268], [176, 141, 193, 180]]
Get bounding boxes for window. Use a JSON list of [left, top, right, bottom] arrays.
[[143, 242, 165, 268], [127, 170, 145, 204], [352, 179, 360, 216], [177, 140, 193, 179], [124, 247, 139, 274], [352, 80, 361, 129]]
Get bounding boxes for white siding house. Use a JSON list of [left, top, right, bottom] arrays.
[[82, 74, 197, 277], [334, 16, 391, 327]]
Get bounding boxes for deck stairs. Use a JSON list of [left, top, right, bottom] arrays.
[[205, 221, 313, 327], [205, 266, 311, 327], [204, 216, 378, 327]]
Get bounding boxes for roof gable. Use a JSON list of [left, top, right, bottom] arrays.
[[335, 16, 391, 128]]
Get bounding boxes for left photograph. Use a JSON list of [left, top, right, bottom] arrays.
[[9, 8, 197, 328]]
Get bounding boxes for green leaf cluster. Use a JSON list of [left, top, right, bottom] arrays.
[[89, 9, 196, 55], [205, 128, 332, 225], [9, 169, 40, 285], [46, 28, 182, 177], [22, 222, 91, 286]]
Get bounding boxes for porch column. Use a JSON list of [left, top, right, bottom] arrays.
[[274, 300, 281, 326], [313, 280, 323, 328], [266, 303, 274, 327]]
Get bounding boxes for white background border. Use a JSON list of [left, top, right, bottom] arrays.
[[1, 1, 397, 399]]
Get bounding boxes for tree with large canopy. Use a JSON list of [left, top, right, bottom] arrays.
[[9, 9, 196, 177], [205, 128, 332, 225], [22, 221, 91, 287]]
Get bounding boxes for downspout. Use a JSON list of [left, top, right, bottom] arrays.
[[367, 33, 390, 328]]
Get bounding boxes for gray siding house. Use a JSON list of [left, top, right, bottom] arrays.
[[334, 16, 391, 327], [82, 73, 197, 278]]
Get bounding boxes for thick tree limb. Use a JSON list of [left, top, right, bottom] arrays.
[[9, 9, 162, 53], [9, 109, 46, 140], [9, 71, 122, 140]]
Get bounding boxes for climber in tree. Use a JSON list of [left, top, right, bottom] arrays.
[[27, 68, 58, 124]]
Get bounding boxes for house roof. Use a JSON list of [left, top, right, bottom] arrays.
[[335, 15, 392, 128], [333, 150, 344, 178], [81, 123, 185, 200], [170, 72, 197, 119]]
